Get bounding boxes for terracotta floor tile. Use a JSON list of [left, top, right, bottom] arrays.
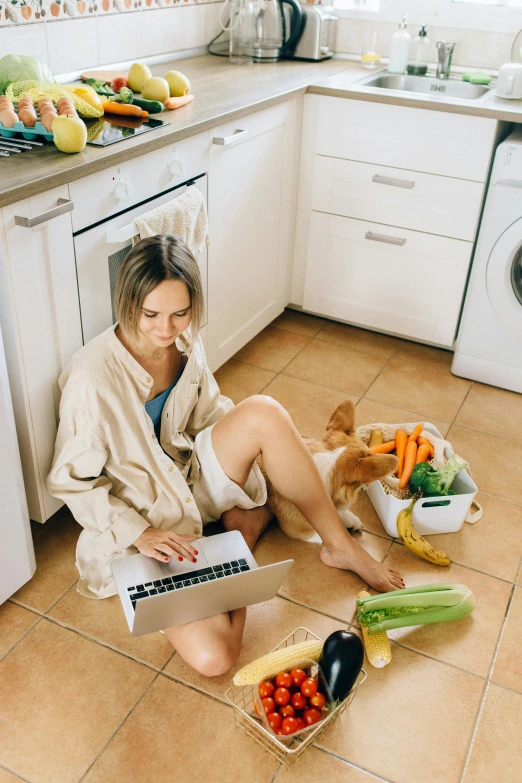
[[366, 349, 471, 422], [82, 676, 278, 783], [463, 685, 522, 783], [397, 339, 454, 366], [276, 747, 377, 782], [0, 619, 155, 783], [320, 644, 484, 783], [447, 425, 522, 507], [317, 321, 402, 358], [491, 586, 522, 693], [10, 508, 81, 613], [48, 585, 174, 670], [455, 382, 522, 442], [0, 602, 40, 659], [272, 308, 327, 337], [0, 768, 24, 782], [354, 397, 450, 438], [164, 596, 342, 700], [233, 326, 310, 372], [350, 491, 391, 539], [379, 544, 511, 677], [213, 359, 275, 404], [254, 523, 391, 623], [426, 494, 522, 583], [262, 374, 355, 440], [283, 339, 387, 397]]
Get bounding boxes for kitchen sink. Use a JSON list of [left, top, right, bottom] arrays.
[[358, 73, 490, 100]]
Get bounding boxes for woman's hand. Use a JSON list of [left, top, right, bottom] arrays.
[[134, 528, 199, 563]]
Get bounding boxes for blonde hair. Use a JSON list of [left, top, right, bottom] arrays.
[[113, 234, 204, 341]]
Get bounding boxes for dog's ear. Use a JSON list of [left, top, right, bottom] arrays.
[[357, 453, 399, 483], [326, 399, 356, 435]]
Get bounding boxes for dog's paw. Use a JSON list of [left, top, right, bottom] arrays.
[[337, 505, 363, 531]]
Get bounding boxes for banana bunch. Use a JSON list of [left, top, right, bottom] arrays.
[[397, 496, 451, 566]]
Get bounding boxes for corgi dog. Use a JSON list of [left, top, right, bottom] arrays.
[[261, 399, 399, 541]]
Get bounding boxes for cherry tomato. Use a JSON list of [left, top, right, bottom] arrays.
[[274, 687, 291, 706], [291, 692, 307, 710], [301, 677, 318, 698], [291, 668, 307, 687], [303, 707, 323, 726], [259, 681, 275, 699], [282, 716, 299, 735], [267, 712, 282, 732], [262, 697, 276, 715], [296, 717, 307, 730], [279, 704, 295, 718], [309, 692, 326, 710], [275, 671, 293, 689]]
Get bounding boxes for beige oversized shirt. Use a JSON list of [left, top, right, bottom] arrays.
[[47, 325, 233, 600]]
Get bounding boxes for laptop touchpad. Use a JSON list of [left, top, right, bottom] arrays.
[[159, 547, 209, 576]]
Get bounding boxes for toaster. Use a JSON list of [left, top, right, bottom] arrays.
[[285, 4, 338, 62]]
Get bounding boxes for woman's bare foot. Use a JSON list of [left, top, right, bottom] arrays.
[[222, 505, 273, 551], [320, 536, 405, 592]]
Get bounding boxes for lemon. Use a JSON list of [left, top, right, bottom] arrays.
[[164, 70, 191, 98], [73, 86, 103, 111], [141, 77, 170, 103]]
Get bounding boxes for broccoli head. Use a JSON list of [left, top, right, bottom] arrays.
[[409, 454, 468, 497]]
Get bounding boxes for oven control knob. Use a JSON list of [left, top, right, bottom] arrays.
[[113, 179, 132, 202], [169, 157, 185, 179]]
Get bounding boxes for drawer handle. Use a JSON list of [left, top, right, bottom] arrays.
[[365, 231, 407, 247], [14, 198, 74, 228], [212, 129, 248, 147], [372, 174, 415, 190]]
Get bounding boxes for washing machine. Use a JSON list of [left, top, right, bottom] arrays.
[[452, 129, 522, 394]]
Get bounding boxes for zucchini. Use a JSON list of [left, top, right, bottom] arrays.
[[132, 97, 164, 114]]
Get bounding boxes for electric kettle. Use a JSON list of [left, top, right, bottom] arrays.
[[496, 63, 522, 100], [243, 0, 304, 63]]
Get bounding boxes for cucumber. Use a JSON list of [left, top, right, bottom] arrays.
[[132, 97, 164, 114]]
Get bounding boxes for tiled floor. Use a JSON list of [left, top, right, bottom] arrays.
[[2, 309, 522, 783]]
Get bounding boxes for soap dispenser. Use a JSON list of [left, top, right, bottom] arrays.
[[407, 25, 430, 75], [388, 15, 411, 74]]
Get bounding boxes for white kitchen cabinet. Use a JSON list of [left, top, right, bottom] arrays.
[[303, 212, 472, 347], [0, 187, 83, 523], [206, 100, 300, 371]]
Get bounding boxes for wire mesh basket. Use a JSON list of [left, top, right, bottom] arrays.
[[225, 626, 367, 767]]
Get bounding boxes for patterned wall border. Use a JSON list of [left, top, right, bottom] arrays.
[[0, 0, 216, 26]]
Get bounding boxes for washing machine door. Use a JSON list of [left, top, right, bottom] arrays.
[[486, 217, 522, 337]]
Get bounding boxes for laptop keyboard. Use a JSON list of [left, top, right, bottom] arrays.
[[127, 559, 250, 609]]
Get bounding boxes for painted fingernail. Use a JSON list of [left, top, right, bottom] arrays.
[[178, 556, 183, 561], [164, 558, 169, 562], [193, 558, 197, 563], [194, 550, 198, 555]]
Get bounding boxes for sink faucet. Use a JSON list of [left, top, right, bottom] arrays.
[[436, 41, 456, 79]]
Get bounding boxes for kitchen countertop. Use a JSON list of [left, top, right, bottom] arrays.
[[1, 54, 521, 209]]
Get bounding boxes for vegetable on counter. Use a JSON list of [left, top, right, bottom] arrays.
[[102, 101, 148, 118], [110, 77, 129, 93], [164, 94, 194, 111], [356, 583, 476, 634], [233, 639, 323, 686], [409, 454, 468, 498], [85, 78, 116, 96], [0, 54, 55, 94], [358, 590, 392, 668], [397, 495, 451, 566], [117, 88, 163, 114], [318, 630, 364, 702]]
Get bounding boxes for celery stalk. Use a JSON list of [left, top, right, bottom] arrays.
[[360, 589, 464, 612], [356, 583, 457, 609]]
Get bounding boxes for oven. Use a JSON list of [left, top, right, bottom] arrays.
[[69, 133, 209, 346]]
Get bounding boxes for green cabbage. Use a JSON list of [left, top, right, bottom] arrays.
[[0, 55, 55, 94]]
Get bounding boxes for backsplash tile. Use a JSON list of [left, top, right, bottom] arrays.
[[0, 18, 49, 60], [46, 15, 99, 72]]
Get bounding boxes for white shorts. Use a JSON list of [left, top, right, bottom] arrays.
[[191, 423, 267, 523]]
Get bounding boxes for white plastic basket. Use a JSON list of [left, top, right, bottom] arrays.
[[363, 422, 478, 537]]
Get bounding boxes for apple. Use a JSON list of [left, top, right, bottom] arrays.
[[52, 115, 87, 154], [164, 70, 191, 97], [141, 77, 170, 103], [127, 62, 153, 93]]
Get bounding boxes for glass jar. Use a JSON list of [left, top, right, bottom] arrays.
[[361, 31, 381, 70]]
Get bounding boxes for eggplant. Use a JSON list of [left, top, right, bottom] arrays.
[[319, 630, 364, 702]]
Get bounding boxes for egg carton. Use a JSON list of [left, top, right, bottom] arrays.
[[0, 119, 54, 141]]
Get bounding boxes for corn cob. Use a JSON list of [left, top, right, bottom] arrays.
[[233, 640, 323, 686], [358, 591, 392, 669]]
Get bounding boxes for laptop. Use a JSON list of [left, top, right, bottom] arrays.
[[111, 530, 293, 636]]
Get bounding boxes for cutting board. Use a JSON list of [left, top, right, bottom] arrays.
[[80, 70, 127, 83]]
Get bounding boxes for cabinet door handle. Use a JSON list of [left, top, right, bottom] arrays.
[[212, 129, 248, 147], [372, 174, 415, 190], [365, 231, 407, 247], [14, 198, 74, 228]]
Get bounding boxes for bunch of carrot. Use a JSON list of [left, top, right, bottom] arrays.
[[369, 424, 435, 490]]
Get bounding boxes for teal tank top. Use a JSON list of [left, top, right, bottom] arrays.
[[145, 355, 185, 440]]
